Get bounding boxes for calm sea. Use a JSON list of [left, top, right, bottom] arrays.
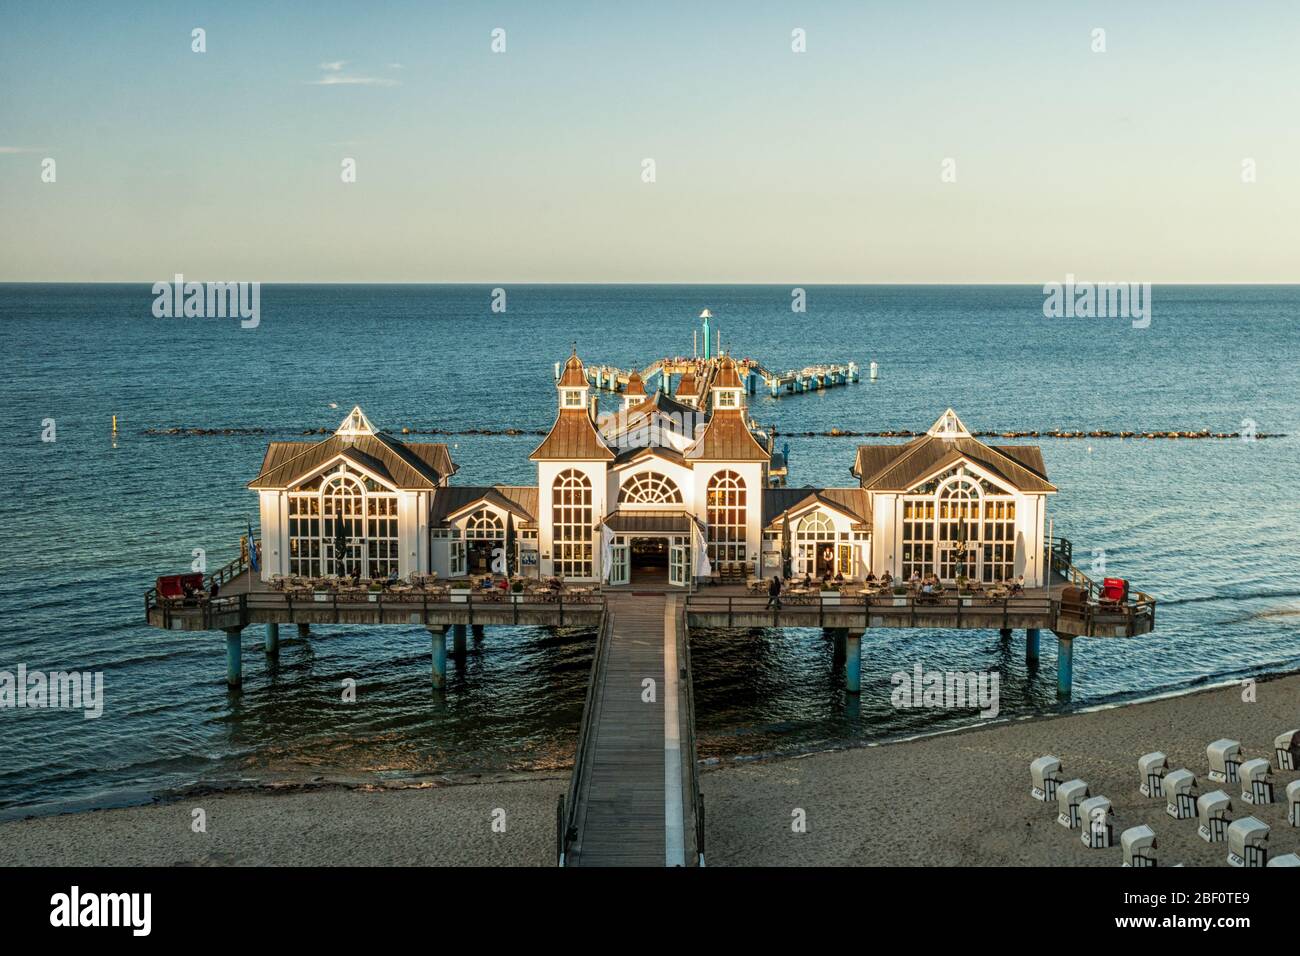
[[1, 284, 1298, 816]]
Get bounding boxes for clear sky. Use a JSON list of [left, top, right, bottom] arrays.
[[2, 1, 1297, 282]]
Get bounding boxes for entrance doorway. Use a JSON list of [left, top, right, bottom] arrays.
[[629, 537, 668, 585]]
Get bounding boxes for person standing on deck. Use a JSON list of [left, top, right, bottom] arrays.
[[767, 575, 782, 609]]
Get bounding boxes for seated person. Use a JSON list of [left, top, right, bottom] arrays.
[[801, 573, 813, 589], [865, 571, 877, 584], [833, 572, 845, 585], [909, 570, 921, 586], [386, 568, 400, 586], [1011, 574, 1025, 594], [880, 570, 893, 586]]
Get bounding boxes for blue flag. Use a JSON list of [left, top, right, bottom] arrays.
[[248, 520, 260, 573]]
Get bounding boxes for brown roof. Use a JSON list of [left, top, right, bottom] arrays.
[[558, 351, 587, 388], [713, 355, 744, 390], [625, 370, 646, 397], [684, 410, 770, 462], [249, 434, 455, 490], [612, 444, 687, 467], [852, 436, 1056, 493], [431, 485, 538, 526], [675, 369, 699, 398], [762, 487, 872, 528], [599, 390, 699, 437], [530, 409, 615, 461]]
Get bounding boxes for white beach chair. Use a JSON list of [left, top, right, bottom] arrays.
[[1197, 790, 1232, 843], [1207, 739, 1243, 784], [1275, 729, 1300, 771], [1267, 852, 1300, 867], [1239, 758, 1274, 806], [1030, 755, 1062, 802], [1165, 769, 1198, 820], [1080, 795, 1114, 848], [1139, 751, 1168, 798], [1226, 817, 1269, 868], [1057, 779, 1089, 830], [1288, 779, 1300, 828], [1120, 824, 1158, 867]]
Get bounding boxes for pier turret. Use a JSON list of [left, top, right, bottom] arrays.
[[622, 369, 647, 412], [700, 309, 713, 360]]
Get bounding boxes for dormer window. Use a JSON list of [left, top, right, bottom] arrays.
[[563, 389, 585, 408], [716, 390, 739, 408]]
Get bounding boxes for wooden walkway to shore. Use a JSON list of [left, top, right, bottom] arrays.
[[563, 593, 700, 867]]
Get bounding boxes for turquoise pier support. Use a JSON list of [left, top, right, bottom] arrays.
[[1025, 628, 1040, 665], [453, 624, 468, 657], [224, 627, 242, 689], [845, 631, 862, 694], [265, 623, 279, 655], [430, 627, 448, 688], [1057, 635, 1074, 698]]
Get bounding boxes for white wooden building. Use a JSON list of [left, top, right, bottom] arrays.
[[248, 360, 1055, 588]]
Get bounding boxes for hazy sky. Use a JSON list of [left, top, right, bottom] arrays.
[[2, 1, 1297, 282]]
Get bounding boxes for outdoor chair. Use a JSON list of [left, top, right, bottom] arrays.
[[1099, 577, 1129, 607]]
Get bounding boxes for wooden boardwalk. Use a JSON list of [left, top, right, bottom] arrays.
[[564, 593, 700, 866]]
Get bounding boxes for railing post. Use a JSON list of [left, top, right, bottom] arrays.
[[333, 591, 339, 624]]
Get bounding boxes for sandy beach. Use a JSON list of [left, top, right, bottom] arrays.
[[3, 674, 1296, 867]]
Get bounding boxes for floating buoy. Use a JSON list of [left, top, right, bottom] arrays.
[[869, 361, 879, 381]]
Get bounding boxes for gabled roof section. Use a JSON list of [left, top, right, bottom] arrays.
[[927, 408, 970, 438], [336, 405, 376, 437], [684, 408, 770, 462], [625, 370, 647, 397], [249, 433, 455, 490], [762, 487, 872, 527], [612, 444, 687, 468], [432, 485, 538, 526], [852, 431, 1056, 494], [599, 390, 698, 436]]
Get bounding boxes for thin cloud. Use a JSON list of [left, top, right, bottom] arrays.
[[308, 60, 399, 87], [310, 74, 399, 87]]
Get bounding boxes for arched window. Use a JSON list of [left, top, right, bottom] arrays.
[[795, 512, 834, 575], [287, 467, 398, 579], [322, 474, 365, 576], [552, 469, 593, 578], [901, 471, 1016, 582], [706, 470, 747, 563], [465, 509, 505, 541], [618, 471, 683, 504]]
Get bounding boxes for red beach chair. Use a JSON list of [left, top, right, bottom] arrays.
[[1099, 577, 1128, 607], [156, 572, 206, 605]]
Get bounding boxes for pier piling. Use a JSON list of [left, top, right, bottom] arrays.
[[1057, 635, 1074, 698], [265, 622, 279, 656], [999, 627, 1012, 643], [845, 630, 862, 694], [453, 623, 468, 657], [430, 626, 448, 688], [297, 622, 310, 639], [224, 627, 242, 689], [471, 624, 485, 641], [1025, 628, 1040, 665]]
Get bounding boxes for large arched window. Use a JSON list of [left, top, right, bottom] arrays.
[[552, 469, 593, 578], [706, 470, 747, 563], [618, 471, 683, 505], [796, 512, 834, 575], [287, 467, 398, 579], [901, 470, 1016, 582]]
